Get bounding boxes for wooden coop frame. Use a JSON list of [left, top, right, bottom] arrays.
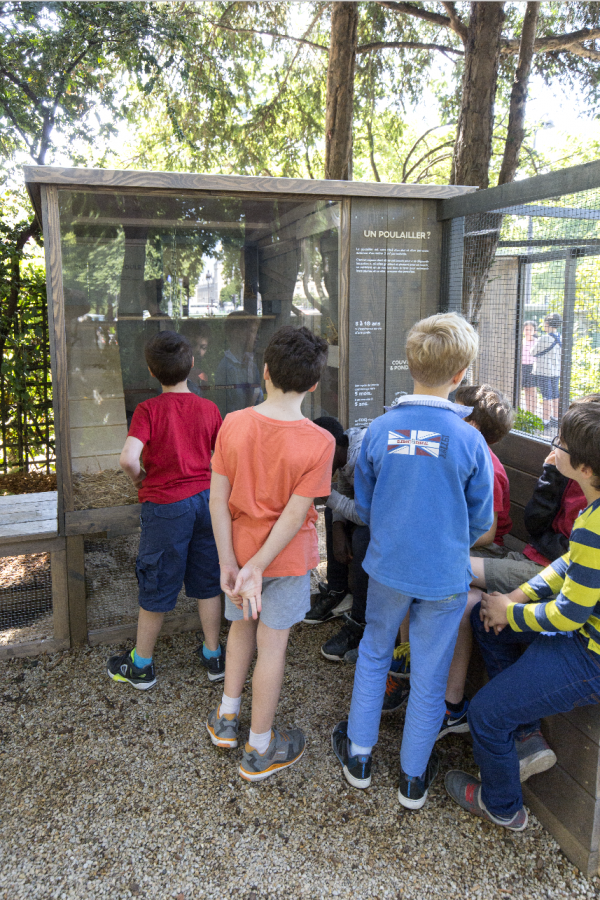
[[15, 166, 472, 654]]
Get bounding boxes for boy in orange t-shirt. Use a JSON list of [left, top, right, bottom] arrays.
[[207, 326, 335, 781]]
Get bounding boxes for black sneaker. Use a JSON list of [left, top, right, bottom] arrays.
[[331, 720, 371, 789], [107, 649, 157, 690], [436, 698, 470, 741], [321, 615, 364, 661], [303, 590, 351, 624], [398, 751, 439, 810], [382, 674, 410, 714], [195, 642, 226, 682]]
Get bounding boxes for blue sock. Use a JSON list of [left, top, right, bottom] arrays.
[[202, 642, 222, 660], [133, 648, 152, 669]]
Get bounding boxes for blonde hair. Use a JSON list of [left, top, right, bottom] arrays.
[[406, 313, 478, 388]]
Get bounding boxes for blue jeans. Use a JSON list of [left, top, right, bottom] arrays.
[[347, 578, 467, 777], [469, 603, 600, 817]]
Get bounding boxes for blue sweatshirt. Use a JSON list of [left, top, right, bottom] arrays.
[[355, 395, 494, 599]]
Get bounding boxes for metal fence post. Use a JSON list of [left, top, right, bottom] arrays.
[[559, 249, 578, 421]]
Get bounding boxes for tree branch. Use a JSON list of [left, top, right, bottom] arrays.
[[498, 1, 540, 186], [375, 1, 456, 32], [414, 152, 453, 182], [501, 26, 600, 54], [0, 64, 43, 110], [203, 20, 328, 52], [440, 2, 468, 43], [357, 40, 463, 55], [404, 140, 454, 181]]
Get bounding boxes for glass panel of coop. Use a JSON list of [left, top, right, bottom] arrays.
[[58, 190, 341, 509]]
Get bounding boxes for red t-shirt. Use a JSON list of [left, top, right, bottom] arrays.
[[490, 448, 512, 546], [211, 407, 335, 577], [523, 478, 586, 566], [129, 392, 222, 504]]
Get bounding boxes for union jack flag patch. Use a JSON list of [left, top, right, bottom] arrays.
[[388, 429, 448, 458]]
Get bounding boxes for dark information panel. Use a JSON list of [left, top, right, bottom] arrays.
[[348, 198, 388, 426], [348, 197, 441, 425], [385, 199, 442, 405]]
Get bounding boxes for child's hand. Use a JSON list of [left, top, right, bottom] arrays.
[[220, 564, 241, 601], [233, 564, 263, 621], [480, 591, 511, 634], [132, 470, 146, 488]]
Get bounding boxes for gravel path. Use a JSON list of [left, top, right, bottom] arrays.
[[1, 621, 599, 900]]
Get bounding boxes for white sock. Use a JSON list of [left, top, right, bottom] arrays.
[[219, 693, 241, 716], [350, 740, 372, 757], [249, 728, 272, 755]]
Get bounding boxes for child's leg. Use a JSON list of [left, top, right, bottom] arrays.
[[223, 618, 258, 700], [467, 631, 600, 818], [197, 595, 222, 652], [470, 557, 486, 589], [250, 621, 290, 734], [347, 578, 412, 751], [400, 592, 467, 777], [136, 608, 165, 659], [445, 588, 482, 704]]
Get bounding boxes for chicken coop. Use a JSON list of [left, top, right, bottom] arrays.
[[3, 159, 599, 875]]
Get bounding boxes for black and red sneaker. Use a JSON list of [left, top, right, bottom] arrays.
[[444, 770, 528, 831]]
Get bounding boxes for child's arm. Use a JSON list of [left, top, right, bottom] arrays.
[[465, 439, 495, 546], [472, 512, 498, 547], [353, 429, 375, 527], [233, 493, 314, 620], [208, 471, 240, 600], [120, 436, 145, 486]]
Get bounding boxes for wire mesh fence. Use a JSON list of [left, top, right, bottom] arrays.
[[0, 286, 54, 475], [445, 185, 600, 441], [0, 552, 53, 646]]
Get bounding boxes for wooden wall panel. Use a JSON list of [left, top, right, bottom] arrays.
[[348, 199, 387, 426], [543, 714, 600, 797]]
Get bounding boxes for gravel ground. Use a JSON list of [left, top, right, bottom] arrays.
[[1, 621, 599, 900]]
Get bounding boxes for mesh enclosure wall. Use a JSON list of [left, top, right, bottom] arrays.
[[85, 512, 328, 634], [445, 186, 600, 441], [0, 552, 53, 646], [84, 534, 198, 631]]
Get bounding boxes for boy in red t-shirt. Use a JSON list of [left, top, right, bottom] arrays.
[[107, 331, 223, 690], [207, 326, 335, 781]]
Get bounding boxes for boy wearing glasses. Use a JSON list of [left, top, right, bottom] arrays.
[[446, 397, 600, 831]]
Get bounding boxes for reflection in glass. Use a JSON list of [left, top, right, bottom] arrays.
[[58, 189, 341, 507]]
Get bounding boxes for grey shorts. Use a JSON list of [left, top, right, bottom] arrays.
[[479, 551, 544, 595], [224, 573, 311, 630]]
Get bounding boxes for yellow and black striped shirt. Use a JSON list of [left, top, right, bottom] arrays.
[[507, 497, 600, 655]]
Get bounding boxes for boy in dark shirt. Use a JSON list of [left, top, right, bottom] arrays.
[[107, 331, 223, 689]]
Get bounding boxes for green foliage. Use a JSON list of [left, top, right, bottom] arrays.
[[0, 207, 52, 472], [514, 407, 545, 435]]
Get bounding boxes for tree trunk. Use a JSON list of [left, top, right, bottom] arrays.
[[324, 2, 358, 180], [451, 1, 506, 189], [0, 218, 41, 366], [498, 1, 540, 185]]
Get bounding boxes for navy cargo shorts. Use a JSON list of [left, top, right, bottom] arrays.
[[136, 489, 221, 612]]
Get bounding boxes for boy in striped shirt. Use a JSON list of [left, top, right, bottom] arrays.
[[446, 397, 600, 831]]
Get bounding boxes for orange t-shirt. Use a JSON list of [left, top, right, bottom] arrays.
[[211, 407, 335, 577]]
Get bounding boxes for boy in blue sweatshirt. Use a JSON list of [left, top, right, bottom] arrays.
[[332, 312, 494, 809]]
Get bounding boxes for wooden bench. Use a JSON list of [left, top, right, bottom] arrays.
[[492, 432, 600, 876]]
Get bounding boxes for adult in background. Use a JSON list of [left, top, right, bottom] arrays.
[[532, 313, 562, 428], [520, 320, 538, 414]]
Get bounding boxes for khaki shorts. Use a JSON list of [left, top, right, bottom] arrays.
[[478, 552, 544, 595]]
